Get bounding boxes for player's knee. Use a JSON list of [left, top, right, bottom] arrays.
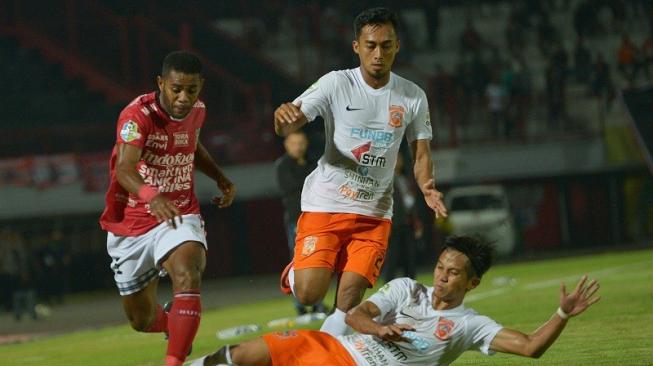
[[294, 282, 324, 305], [170, 267, 202, 290], [127, 313, 154, 332]]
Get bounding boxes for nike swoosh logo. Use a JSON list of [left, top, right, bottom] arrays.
[[399, 310, 419, 320], [346, 105, 363, 111]]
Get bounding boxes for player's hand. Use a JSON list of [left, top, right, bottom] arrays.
[[376, 323, 415, 342], [212, 178, 236, 208], [149, 195, 181, 229], [274, 101, 304, 132], [421, 178, 447, 218], [559, 275, 601, 317]]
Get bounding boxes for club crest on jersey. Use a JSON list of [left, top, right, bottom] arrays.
[[389, 105, 405, 127], [120, 120, 141, 142], [302, 236, 318, 256], [434, 317, 455, 340]]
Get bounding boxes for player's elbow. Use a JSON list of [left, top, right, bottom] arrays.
[[523, 344, 546, 359]]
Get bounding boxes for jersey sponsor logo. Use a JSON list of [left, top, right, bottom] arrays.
[[352, 336, 397, 365], [138, 163, 194, 193], [434, 317, 455, 340], [346, 105, 364, 111], [145, 133, 168, 149], [141, 151, 194, 166], [120, 120, 142, 142], [173, 194, 191, 209], [344, 170, 379, 189], [339, 183, 375, 201], [350, 128, 393, 147], [174, 132, 189, 147], [389, 105, 405, 127], [302, 236, 317, 256], [351, 142, 386, 167]]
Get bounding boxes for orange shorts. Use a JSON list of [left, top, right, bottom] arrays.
[[293, 212, 391, 286], [262, 329, 356, 366]]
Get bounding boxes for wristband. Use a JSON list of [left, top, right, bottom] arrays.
[[556, 307, 569, 320], [138, 185, 159, 202]]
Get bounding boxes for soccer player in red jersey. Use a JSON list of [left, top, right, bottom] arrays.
[[99, 51, 235, 366]]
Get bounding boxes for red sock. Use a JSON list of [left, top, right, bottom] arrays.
[[145, 304, 168, 333], [165, 290, 201, 366]]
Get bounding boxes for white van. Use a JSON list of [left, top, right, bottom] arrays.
[[445, 185, 516, 256]]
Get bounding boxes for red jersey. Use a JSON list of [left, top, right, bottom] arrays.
[[100, 92, 206, 236]]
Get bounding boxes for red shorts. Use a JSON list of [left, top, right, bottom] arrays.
[[262, 330, 356, 366], [293, 212, 391, 286]]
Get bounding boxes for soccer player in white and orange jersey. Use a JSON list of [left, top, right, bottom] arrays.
[[99, 51, 235, 366], [273, 7, 448, 337], [191, 236, 600, 366]]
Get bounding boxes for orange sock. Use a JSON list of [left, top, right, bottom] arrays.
[[165, 290, 201, 365]]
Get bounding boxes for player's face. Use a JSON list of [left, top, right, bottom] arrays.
[[157, 70, 204, 119], [353, 22, 400, 83], [432, 249, 479, 304], [284, 133, 308, 159]]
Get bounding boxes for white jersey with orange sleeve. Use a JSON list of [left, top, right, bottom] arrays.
[[294, 67, 432, 219], [337, 278, 503, 366]]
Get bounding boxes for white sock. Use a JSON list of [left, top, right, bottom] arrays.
[[320, 308, 350, 336], [187, 356, 206, 366], [288, 267, 296, 297]]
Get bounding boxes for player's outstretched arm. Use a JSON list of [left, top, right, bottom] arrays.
[[410, 139, 447, 218], [116, 143, 181, 227], [346, 301, 414, 342], [489, 275, 601, 358], [194, 142, 235, 208], [274, 101, 308, 136]]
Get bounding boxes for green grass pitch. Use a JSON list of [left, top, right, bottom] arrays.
[[2, 248, 652, 366]]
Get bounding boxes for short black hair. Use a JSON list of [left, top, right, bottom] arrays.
[[442, 235, 496, 278], [353, 7, 400, 40], [161, 50, 202, 76]]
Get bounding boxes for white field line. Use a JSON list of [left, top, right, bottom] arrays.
[[466, 259, 653, 304], [465, 288, 510, 302]]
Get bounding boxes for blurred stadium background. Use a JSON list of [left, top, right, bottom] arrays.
[[0, 0, 652, 361]]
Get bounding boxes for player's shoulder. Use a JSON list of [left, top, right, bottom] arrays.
[[391, 72, 427, 99], [319, 68, 358, 87], [120, 92, 157, 121], [384, 277, 425, 293], [460, 306, 498, 326]]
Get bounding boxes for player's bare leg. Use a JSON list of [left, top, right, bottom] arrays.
[[163, 241, 206, 292], [321, 271, 369, 336], [192, 338, 271, 366], [122, 277, 162, 331], [334, 271, 369, 310], [292, 267, 332, 305], [161, 241, 206, 366]]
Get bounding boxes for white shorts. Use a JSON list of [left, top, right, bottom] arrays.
[[106, 214, 207, 296]]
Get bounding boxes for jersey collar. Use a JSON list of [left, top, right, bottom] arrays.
[[356, 67, 394, 96]]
